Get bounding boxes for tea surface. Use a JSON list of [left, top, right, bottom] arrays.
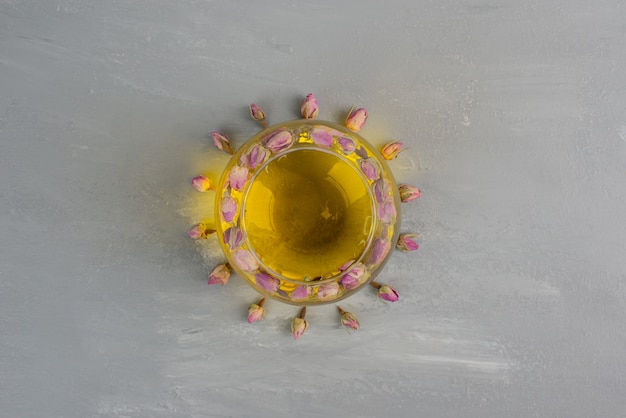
[[242, 149, 374, 280]]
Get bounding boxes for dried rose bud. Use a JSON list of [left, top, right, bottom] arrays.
[[373, 179, 390, 203], [300, 93, 319, 119], [371, 281, 399, 302], [232, 249, 259, 272], [340, 263, 368, 291], [263, 130, 293, 153], [398, 184, 422, 202], [255, 272, 280, 292], [220, 196, 237, 222], [291, 307, 308, 340], [211, 131, 234, 154], [228, 165, 249, 191], [340, 274, 360, 291], [345, 107, 368, 132], [187, 224, 204, 240], [379, 284, 399, 302], [247, 298, 266, 323], [337, 307, 360, 332], [249, 103, 267, 128], [291, 285, 312, 300], [380, 140, 405, 160], [191, 175, 214, 192], [396, 233, 419, 252], [359, 158, 380, 181], [241, 143, 268, 169], [370, 238, 391, 265], [317, 282, 339, 300], [208, 263, 231, 286], [337, 136, 356, 154], [377, 199, 397, 223], [223, 226, 243, 250], [310, 127, 333, 147], [187, 223, 215, 240]]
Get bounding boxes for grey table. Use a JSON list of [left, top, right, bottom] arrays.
[[2, 1, 625, 416]]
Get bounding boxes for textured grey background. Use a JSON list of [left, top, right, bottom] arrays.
[[2, 1, 625, 417]]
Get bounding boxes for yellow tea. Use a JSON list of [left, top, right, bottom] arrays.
[[242, 148, 374, 281]]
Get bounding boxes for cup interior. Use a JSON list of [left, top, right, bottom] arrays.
[[242, 148, 375, 281]]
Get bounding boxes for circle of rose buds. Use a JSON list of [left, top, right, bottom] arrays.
[[189, 94, 424, 340]]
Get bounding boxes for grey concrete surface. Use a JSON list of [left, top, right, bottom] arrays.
[[1, 1, 625, 417]]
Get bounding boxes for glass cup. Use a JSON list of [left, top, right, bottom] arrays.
[[215, 120, 400, 305]]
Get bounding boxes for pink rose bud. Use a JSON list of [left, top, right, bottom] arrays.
[[255, 272, 280, 292], [187, 224, 204, 240], [291, 285, 312, 300], [187, 223, 215, 240], [247, 298, 266, 323], [232, 249, 259, 272], [337, 307, 360, 332], [223, 226, 243, 250], [310, 127, 333, 147], [396, 233, 419, 252], [370, 238, 391, 265], [317, 282, 339, 300], [241, 144, 268, 169], [210, 131, 234, 154], [345, 107, 368, 132], [228, 165, 249, 191], [380, 140, 405, 160], [373, 179, 390, 203], [191, 175, 214, 192], [291, 307, 308, 340], [359, 158, 380, 181], [337, 136, 356, 154], [371, 281, 399, 302], [291, 317, 308, 340], [377, 198, 397, 223], [208, 263, 231, 286], [263, 130, 293, 153], [300, 93, 319, 119], [220, 196, 237, 222], [398, 184, 422, 202], [340, 274, 360, 291], [249, 103, 267, 128], [379, 284, 399, 302], [340, 262, 368, 291]]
